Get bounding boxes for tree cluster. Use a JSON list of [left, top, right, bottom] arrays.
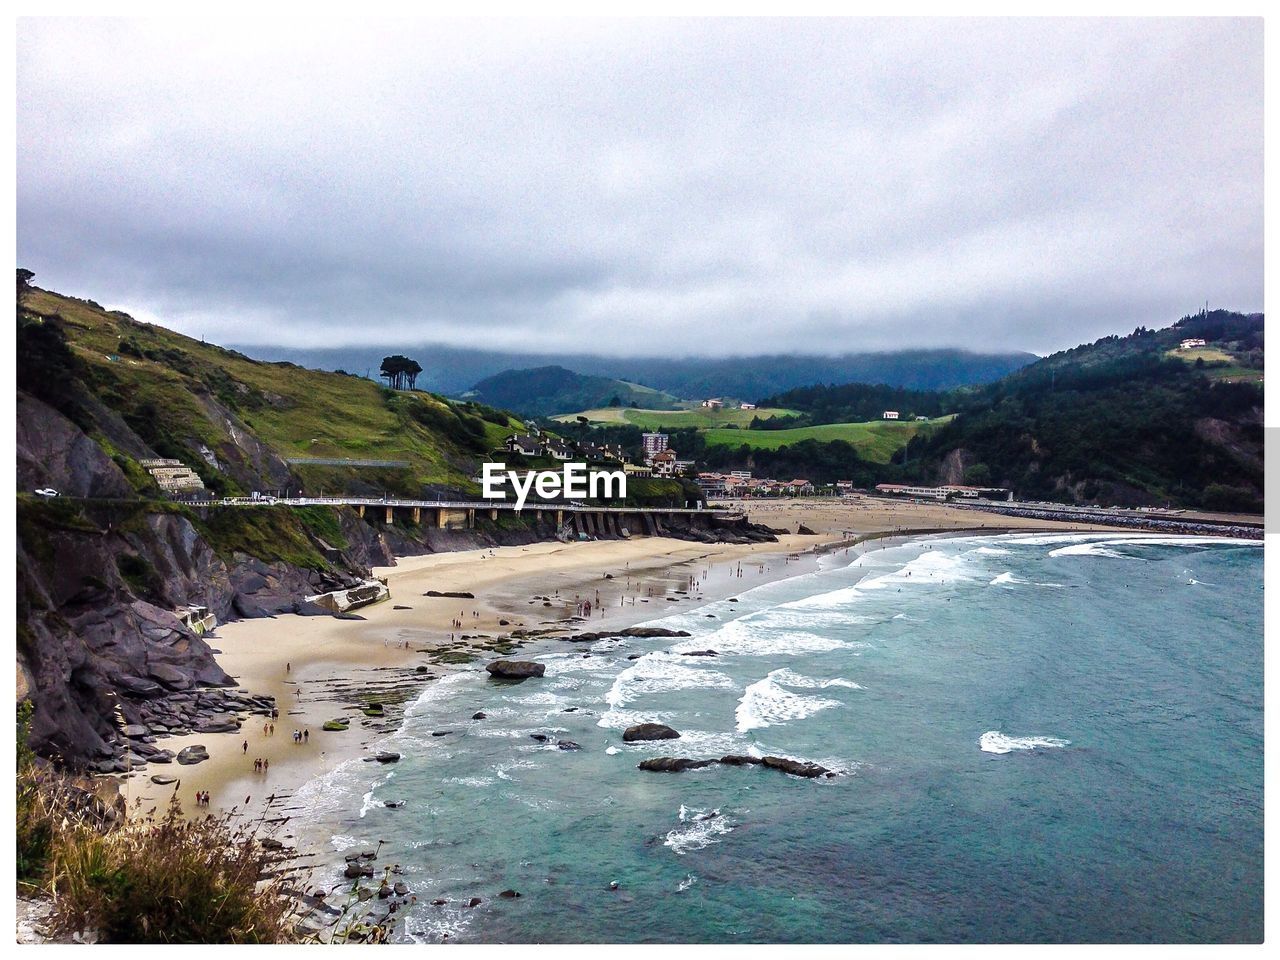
[[379, 355, 423, 391]]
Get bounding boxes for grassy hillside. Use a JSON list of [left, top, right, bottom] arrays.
[[702, 417, 950, 463], [20, 287, 525, 497]]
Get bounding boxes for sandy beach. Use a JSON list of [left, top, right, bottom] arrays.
[[113, 497, 1111, 824]]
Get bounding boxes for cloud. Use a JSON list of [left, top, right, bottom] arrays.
[[17, 17, 1262, 356]]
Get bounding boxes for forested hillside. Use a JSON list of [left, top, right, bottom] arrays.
[[904, 311, 1264, 509]]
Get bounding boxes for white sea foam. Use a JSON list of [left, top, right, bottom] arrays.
[[677, 874, 697, 892], [979, 731, 1071, 754], [736, 674, 842, 732], [974, 546, 1013, 556], [770, 667, 863, 691], [665, 806, 734, 855], [989, 571, 1025, 586]]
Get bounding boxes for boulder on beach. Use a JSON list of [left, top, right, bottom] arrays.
[[797, 525, 817, 535], [425, 590, 475, 599], [150, 774, 178, 785], [175, 745, 208, 765], [486, 659, 546, 680], [637, 757, 716, 772], [322, 719, 350, 731], [623, 722, 681, 742]]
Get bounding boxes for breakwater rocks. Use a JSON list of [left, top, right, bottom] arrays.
[[639, 754, 835, 778], [961, 503, 1263, 540], [563, 626, 692, 644]]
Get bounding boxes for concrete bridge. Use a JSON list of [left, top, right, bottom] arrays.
[[213, 495, 742, 536]]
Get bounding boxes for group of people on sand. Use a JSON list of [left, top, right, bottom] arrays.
[[253, 757, 270, 773], [292, 728, 309, 743], [194, 790, 211, 807]]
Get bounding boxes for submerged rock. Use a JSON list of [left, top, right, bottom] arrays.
[[637, 757, 715, 772]]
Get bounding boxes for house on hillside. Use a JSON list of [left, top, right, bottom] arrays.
[[504, 434, 544, 457], [739, 402, 757, 410], [701, 398, 724, 409], [1179, 338, 1207, 350], [544, 438, 575, 461], [882, 410, 900, 420]]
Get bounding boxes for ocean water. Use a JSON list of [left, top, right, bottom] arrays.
[[293, 533, 1263, 943]]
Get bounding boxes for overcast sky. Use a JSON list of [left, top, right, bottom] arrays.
[[17, 17, 1262, 357]]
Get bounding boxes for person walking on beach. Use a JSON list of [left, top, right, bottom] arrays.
[[243, 739, 248, 754], [304, 729, 309, 742]]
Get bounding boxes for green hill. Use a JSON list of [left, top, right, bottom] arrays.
[[18, 284, 528, 499], [557, 405, 798, 430], [464, 366, 683, 417], [908, 310, 1264, 509]]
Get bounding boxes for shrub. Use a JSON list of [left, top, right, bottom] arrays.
[[45, 796, 301, 943]]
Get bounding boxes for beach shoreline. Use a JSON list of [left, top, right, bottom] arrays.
[[110, 497, 1123, 835]]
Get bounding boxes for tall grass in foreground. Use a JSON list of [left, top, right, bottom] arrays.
[[17, 705, 301, 943], [45, 796, 300, 943]]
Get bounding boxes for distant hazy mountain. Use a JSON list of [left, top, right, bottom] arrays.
[[463, 366, 683, 417], [230, 344, 1037, 401]]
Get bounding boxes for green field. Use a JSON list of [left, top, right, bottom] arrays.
[[555, 405, 799, 430], [1165, 346, 1264, 384], [701, 417, 952, 463]]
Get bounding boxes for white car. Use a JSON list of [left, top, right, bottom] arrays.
[[33, 488, 59, 497]]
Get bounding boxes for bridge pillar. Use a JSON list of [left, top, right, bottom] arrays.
[[489, 508, 498, 521], [436, 508, 446, 529], [412, 507, 421, 524], [357, 505, 364, 518], [535, 510, 543, 522], [467, 508, 475, 529], [385, 506, 394, 525], [555, 510, 564, 526]]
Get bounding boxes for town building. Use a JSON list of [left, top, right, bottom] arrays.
[[874, 482, 1012, 501], [641, 432, 669, 463], [650, 449, 679, 477], [139, 458, 206, 495], [882, 410, 900, 420]]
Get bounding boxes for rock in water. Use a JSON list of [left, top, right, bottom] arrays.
[[637, 757, 716, 772], [557, 740, 582, 751], [472, 711, 487, 720], [486, 660, 546, 679], [499, 889, 522, 899], [761, 756, 831, 778], [622, 722, 681, 742], [366, 752, 401, 764]]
